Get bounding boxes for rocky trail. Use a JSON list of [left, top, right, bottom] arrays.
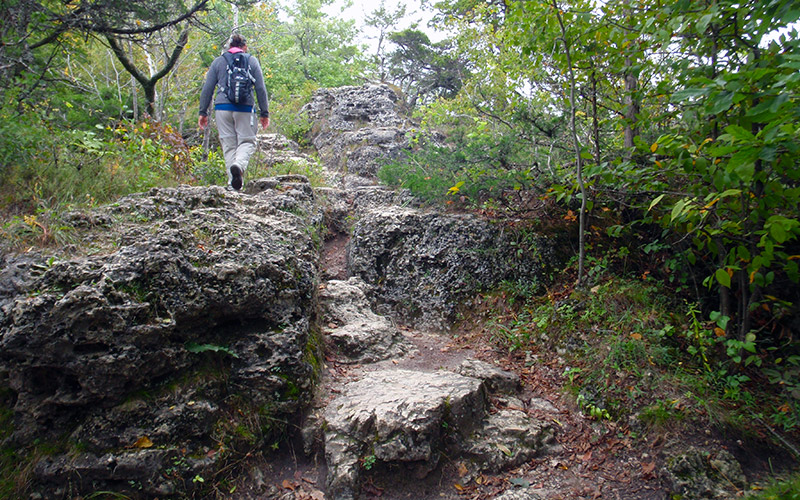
[[0, 84, 766, 500], [229, 88, 732, 500], [236, 151, 663, 500]]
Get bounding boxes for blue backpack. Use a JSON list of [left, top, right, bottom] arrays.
[[221, 52, 255, 104]]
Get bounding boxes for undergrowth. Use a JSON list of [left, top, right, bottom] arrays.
[[481, 263, 800, 459], [747, 473, 800, 499], [0, 109, 325, 252]]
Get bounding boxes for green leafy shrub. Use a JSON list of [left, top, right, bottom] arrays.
[[378, 126, 542, 207], [270, 85, 316, 148]]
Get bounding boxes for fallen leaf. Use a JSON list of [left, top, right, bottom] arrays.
[[282, 479, 296, 490], [642, 461, 656, 474], [579, 450, 593, 461], [133, 436, 153, 448], [457, 462, 469, 477], [631, 333, 643, 340], [454, 483, 465, 491]]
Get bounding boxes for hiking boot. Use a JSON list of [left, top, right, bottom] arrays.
[[230, 165, 243, 191]]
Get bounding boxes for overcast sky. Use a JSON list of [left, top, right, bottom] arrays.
[[326, 0, 447, 52]]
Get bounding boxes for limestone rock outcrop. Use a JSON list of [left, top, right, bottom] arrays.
[[348, 205, 563, 331], [304, 84, 411, 186], [0, 179, 321, 497]]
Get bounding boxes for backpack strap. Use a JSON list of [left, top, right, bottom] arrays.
[[241, 53, 255, 82], [222, 51, 235, 71]]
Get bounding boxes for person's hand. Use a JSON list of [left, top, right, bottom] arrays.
[[259, 116, 270, 129], [198, 115, 208, 130]]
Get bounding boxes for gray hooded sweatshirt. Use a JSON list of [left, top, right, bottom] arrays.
[[198, 49, 269, 118]]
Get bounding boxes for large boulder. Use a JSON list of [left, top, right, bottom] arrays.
[[303, 84, 411, 184], [0, 178, 321, 497], [347, 205, 565, 331]]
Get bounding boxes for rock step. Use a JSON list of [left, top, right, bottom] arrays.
[[320, 363, 555, 500], [318, 278, 413, 364]]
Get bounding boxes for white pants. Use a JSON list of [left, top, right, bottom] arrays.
[[216, 109, 258, 187]]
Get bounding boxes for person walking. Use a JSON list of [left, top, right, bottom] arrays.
[[198, 34, 270, 191]]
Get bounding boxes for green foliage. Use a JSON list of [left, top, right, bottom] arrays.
[[378, 125, 540, 206], [269, 82, 317, 148], [386, 28, 467, 108], [185, 341, 239, 359], [746, 473, 800, 500], [244, 0, 368, 98], [361, 454, 377, 470]]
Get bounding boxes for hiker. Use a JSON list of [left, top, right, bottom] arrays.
[[198, 34, 270, 191]]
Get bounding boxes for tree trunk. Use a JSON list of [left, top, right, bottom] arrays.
[[591, 68, 601, 164], [552, 0, 587, 286], [623, 56, 639, 149]]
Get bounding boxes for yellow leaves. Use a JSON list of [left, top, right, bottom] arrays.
[[714, 327, 726, 337], [654, 160, 663, 168], [24, 215, 44, 231], [132, 436, 153, 448], [650, 142, 658, 153], [447, 181, 464, 195], [631, 333, 643, 340], [563, 210, 577, 222]]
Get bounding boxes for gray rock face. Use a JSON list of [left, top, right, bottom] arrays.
[[460, 407, 553, 472], [256, 133, 311, 167], [665, 448, 746, 499], [323, 369, 487, 499], [319, 277, 413, 363], [457, 358, 521, 394], [304, 84, 410, 183], [0, 182, 320, 497], [348, 205, 563, 331]]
